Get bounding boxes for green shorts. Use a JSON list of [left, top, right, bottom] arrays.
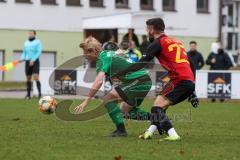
[[115, 75, 152, 107]]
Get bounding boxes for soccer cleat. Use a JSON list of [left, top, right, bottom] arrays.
[[111, 130, 128, 137], [160, 135, 181, 142], [139, 132, 153, 140]]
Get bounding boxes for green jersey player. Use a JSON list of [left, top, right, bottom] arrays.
[[74, 36, 152, 137]]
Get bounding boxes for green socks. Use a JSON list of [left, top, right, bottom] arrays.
[[105, 101, 150, 132], [105, 101, 125, 127]]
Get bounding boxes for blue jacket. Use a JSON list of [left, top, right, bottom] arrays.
[[21, 39, 42, 62]]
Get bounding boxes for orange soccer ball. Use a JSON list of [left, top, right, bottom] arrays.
[[38, 96, 57, 114]]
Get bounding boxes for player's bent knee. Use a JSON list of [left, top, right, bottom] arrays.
[[120, 102, 133, 114], [153, 95, 171, 109], [120, 107, 130, 115]]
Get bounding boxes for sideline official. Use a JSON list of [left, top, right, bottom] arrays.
[[21, 30, 42, 99]]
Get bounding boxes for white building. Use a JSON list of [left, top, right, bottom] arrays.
[[221, 0, 240, 63], [0, 0, 220, 81], [0, 0, 220, 36]]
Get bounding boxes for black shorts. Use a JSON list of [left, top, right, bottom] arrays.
[[25, 59, 40, 76], [162, 80, 195, 105]]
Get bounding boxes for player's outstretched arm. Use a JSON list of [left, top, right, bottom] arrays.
[[75, 72, 105, 113], [113, 39, 161, 78]]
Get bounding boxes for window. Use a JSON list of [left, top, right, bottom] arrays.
[[15, 0, 31, 3], [227, 32, 239, 50], [40, 51, 56, 67], [12, 51, 26, 81], [66, 0, 81, 6], [228, 4, 233, 27], [115, 0, 128, 8], [227, 32, 233, 50], [163, 0, 175, 11], [90, 0, 104, 7], [140, 0, 153, 10], [227, 33, 239, 50], [12, 51, 56, 81], [237, 2, 240, 27], [197, 0, 209, 13], [222, 15, 227, 26], [41, 0, 57, 5]]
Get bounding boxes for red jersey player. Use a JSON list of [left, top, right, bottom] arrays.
[[114, 18, 199, 141]]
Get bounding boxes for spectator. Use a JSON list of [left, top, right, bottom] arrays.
[[187, 41, 204, 70], [140, 35, 151, 57], [126, 41, 142, 62], [123, 28, 140, 48], [119, 39, 130, 51], [21, 30, 42, 99], [206, 42, 233, 102], [206, 42, 232, 70], [102, 34, 118, 51]]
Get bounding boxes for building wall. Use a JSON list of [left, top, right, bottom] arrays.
[[0, 29, 83, 81], [175, 35, 217, 58], [0, 0, 219, 37], [0, 0, 220, 81], [221, 1, 240, 55], [163, 0, 220, 37], [0, 29, 215, 81]]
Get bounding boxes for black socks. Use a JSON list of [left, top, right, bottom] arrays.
[[36, 81, 41, 97], [151, 106, 173, 132], [26, 81, 32, 97], [26, 81, 41, 98], [117, 123, 126, 132]]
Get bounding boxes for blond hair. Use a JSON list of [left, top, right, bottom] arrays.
[[79, 36, 102, 53]]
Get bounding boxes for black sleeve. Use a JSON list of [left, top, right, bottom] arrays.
[[206, 53, 213, 65], [189, 57, 196, 78], [140, 39, 162, 62], [198, 53, 205, 69], [113, 39, 162, 78]]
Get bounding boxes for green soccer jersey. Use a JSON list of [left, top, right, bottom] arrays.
[[96, 50, 147, 81]]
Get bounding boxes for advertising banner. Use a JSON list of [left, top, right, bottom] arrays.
[[54, 70, 77, 95], [207, 72, 231, 99]]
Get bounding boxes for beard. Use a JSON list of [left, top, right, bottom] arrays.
[[148, 34, 154, 43], [147, 30, 155, 42], [149, 37, 154, 43]]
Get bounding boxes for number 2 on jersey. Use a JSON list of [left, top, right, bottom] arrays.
[[168, 44, 189, 64]]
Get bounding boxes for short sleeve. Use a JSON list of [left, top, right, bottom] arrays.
[[97, 54, 111, 75]]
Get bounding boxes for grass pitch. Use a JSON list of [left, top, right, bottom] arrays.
[[0, 98, 239, 160]]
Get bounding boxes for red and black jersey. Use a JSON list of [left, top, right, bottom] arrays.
[[157, 35, 195, 85]]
